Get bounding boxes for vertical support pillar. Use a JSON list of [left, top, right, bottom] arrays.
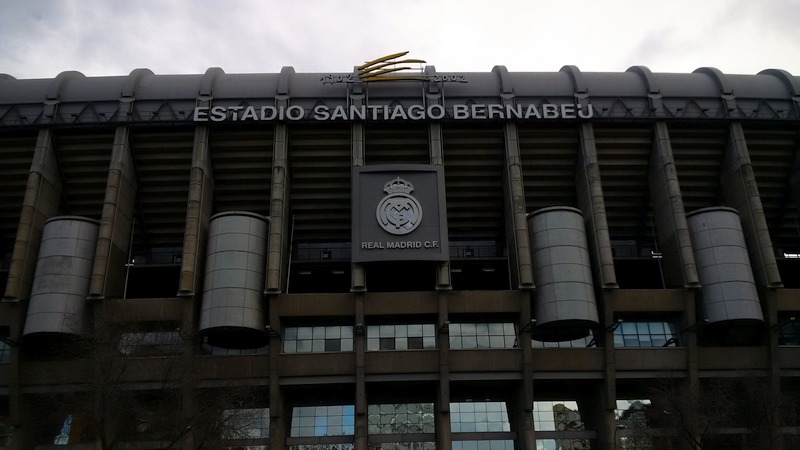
[[89, 126, 137, 299], [598, 289, 618, 450], [429, 121, 451, 289], [351, 121, 367, 291], [503, 122, 535, 290], [721, 123, 782, 288], [179, 125, 214, 297], [266, 124, 290, 294], [681, 289, 699, 387], [517, 291, 535, 449], [354, 294, 367, 450], [436, 292, 451, 450], [649, 122, 700, 287], [268, 297, 286, 450], [4, 129, 61, 302], [3, 129, 61, 443], [576, 123, 617, 288]]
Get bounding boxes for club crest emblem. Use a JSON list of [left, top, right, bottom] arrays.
[[376, 177, 423, 235]]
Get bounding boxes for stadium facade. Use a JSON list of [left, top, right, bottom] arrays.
[[0, 59, 799, 449]]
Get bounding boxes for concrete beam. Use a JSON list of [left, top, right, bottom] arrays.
[[648, 122, 700, 288], [90, 126, 137, 299]]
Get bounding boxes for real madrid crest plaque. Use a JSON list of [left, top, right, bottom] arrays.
[[352, 165, 449, 262]]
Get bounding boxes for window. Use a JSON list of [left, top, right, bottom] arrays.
[[450, 401, 510, 433], [533, 401, 584, 431], [367, 324, 436, 351], [202, 336, 268, 355], [615, 399, 653, 450], [778, 315, 799, 346], [452, 440, 515, 450], [533, 331, 594, 348], [222, 407, 269, 439], [290, 405, 355, 437], [0, 343, 8, 363], [614, 321, 678, 348], [117, 323, 182, 356], [368, 403, 434, 434], [449, 323, 516, 349], [369, 443, 435, 450], [283, 326, 354, 353]]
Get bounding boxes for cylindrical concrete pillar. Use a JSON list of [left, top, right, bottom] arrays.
[[23, 216, 100, 346], [686, 207, 764, 328], [528, 206, 599, 341], [199, 211, 268, 348]]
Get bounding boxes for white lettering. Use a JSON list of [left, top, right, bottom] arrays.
[[543, 104, 559, 119], [453, 104, 469, 119], [471, 104, 486, 119], [241, 106, 258, 121], [286, 105, 304, 120], [331, 105, 347, 120], [427, 104, 445, 120], [227, 106, 243, 120], [561, 104, 576, 119], [505, 104, 523, 120], [578, 104, 594, 119], [350, 105, 366, 121], [488, 104, 504, 119], [193, 106, 209, 121], [390, 105, 408, 120], [407, 104, 425, 120], [368, 105, 382, 120], [210, 106, 227, 122], [313, 105, 330, 120], [261, 106, 277, 120], [524, 104, 541, 119]]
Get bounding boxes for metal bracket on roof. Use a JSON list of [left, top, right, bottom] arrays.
[[492, 65, 514, 107], [43, 71, 85, 122], [694, 67, 737, 115], [276, 66, 295, 109], [560, 65, 589, 109], [627, 66, 663, 117]]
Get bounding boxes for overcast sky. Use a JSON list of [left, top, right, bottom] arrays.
[[2, 0, 799, 80]]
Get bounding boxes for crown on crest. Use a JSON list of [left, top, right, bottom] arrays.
[[384, 177, 414, 194]]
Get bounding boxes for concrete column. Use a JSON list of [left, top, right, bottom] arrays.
[[576, 123, 617, 288], [3, 129, 61, 302], [721, 123, 782, 288], [649, 122, 700, 288], [429, 122, 451, 290], [517, 291, 535, 449], [436, 292, 451, 450], [598, 289, 618, 450], [351, 122, 366, 291], [3, 129, 60, 443], [178, 125, 214, 296], [266, 125, 289, 294], [503, 123, 535, 290], [268, 297, 286, 450], [354, 294, 367, 450], [681, 289, 699, 387], [89, 126, 137, 299]]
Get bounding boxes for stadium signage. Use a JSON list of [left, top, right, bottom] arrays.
[[192, 103, 593, 122], [352, 165, 449, 263]]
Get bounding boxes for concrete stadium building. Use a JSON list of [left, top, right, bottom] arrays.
[[0, 59, 799, 449]]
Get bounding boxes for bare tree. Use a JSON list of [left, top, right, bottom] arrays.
[[26, 307, 265, 450]]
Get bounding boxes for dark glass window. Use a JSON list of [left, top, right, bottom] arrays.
[[283, 326, 354, 353], [614, 321, 678, 348], [290, 405, 355, 437], [368, 403, 434, 434], [450, 323, 516, 349], [778, 315, 799, 346], [367, 324, 436, 351]]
